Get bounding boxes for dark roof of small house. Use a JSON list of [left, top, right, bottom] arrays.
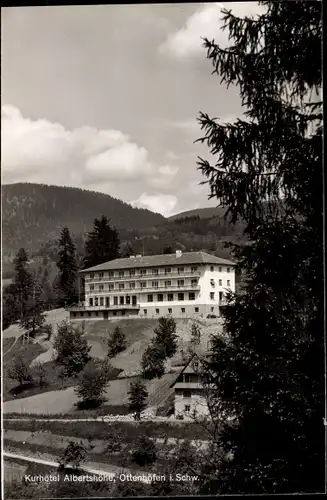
[[80, 251, 235, 273], [169, 352, 211, 388]]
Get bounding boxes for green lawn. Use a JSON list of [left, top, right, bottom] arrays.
[[3, 337, 47, 401], [4, 357, 122, 403], [84, 318, 158, 350]]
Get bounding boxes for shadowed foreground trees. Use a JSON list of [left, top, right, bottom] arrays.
[[196, 1, 323, 495]]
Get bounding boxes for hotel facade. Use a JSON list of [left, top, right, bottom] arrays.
[[69, 250, 235, 321]]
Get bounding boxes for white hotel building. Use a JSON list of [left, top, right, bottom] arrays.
[[69, 250, 235, 321]]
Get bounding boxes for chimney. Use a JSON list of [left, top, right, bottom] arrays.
[[176, 250, 182, 258], [136, 254, 142, 258], [129, 255, 135, 259]]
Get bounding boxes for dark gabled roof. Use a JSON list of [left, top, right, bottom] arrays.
[[169, 352, 211, 388], [80, 251, 235, 273]]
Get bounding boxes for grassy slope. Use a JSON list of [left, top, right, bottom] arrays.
[[3, 316, 222, 415], [3, 337, 47, 400], [84, 317, 221, 372]]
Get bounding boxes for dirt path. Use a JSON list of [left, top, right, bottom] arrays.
[[3, 336, 19, 356], [30, 340, 57, 367], [3, 450, 149, 481], [3, 309, 68, 340]]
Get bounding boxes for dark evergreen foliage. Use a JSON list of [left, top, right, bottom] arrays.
[[128, 378, 148, 420], [121, 242, 134, 257], [107, 326, 127, 358], [59, 441, 87, 470], [153, 317, 178, 359], [75, 360, 108, 407], [56, 226, 78, 306], [13, 248, 33, 320], [131, 436, 157, 466], [196, 1, 323, 494], [83, 215, 120, 269], [141, 343, 166, 380]]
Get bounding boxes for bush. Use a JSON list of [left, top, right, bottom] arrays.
[[31, 361, 47, 387], [7, 356, 32, 386], [141, 344, 166, 380], [74, 360, 108, 409], [59, 441, 87, 470], [132, 436, 157, 466], [107, 326, 126, 358], [43, 323, 53, 341], [54, 321, 91, 377], [190, 322, 201, 346]]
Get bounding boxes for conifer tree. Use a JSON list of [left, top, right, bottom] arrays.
[[83, 215, 120, 269], [154, 317, 178, 359], [121, 242, 134, 258], [107, 326, 126, 358], [128, 377, 148, 420], [196, 1, 323, 494], [57, 226, 78, 306], [13, 248, 33, 320]]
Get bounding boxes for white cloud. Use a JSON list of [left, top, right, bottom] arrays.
[[159, 2, 264, 59], [165, 150, 178, 161], [1, 105, 178, 196], [131, 193, 177, 217]]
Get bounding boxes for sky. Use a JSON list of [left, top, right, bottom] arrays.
[[2, 2, 264, 217]]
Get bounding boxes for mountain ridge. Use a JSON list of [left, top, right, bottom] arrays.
[[2, 183, 165, 254]]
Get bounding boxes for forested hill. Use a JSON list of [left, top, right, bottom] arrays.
[[168, 206, 226, 221], [2, 183, 165, 254]]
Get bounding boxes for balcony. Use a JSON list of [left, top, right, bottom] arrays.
[[86, 283, 201, 294], [84, 270, 201, 282], [69, 303, 140, 312]]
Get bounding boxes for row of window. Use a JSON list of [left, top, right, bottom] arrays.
[[72, 311, 100, 318], [88, 278, 231, 293], [176, 389, 203, 398], [210, 279, 231, 287], [147, 292, 195, 302], [88, 278, 199, 292], [143, 306, 215, 315], [71, 310, 126, 318], [89, 295, 138, 307], [88, 266, 200, 279], [87, 265, 232, 280], [87, 291, 224, 307]]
